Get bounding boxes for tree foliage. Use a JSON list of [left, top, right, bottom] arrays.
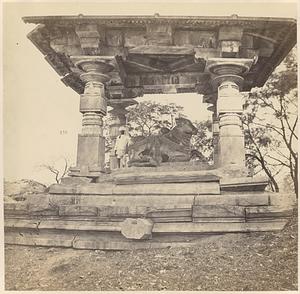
[[190, 120, 213, 163], [243, 47, 298, 195], [126, 101, 185, 137]]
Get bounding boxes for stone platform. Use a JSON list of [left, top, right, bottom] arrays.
[[4, 168, 296, 250]]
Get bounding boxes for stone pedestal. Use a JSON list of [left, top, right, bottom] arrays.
[[75, 134, 105, 176], [69, 56, 114, 177]]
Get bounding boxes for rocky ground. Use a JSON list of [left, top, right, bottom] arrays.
[[4, 179, 47, 202], [5, 211, 297, 291]]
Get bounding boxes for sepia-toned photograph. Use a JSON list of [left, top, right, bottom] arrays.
[[2, 1, 298, 291]]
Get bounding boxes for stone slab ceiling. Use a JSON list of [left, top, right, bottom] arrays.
[[23, 15, 296, 98]]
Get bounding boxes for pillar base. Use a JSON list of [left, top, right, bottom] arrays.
[[217, 164, 249, 178], [69, 134, 105, 178], [218, 135, 245, 167]]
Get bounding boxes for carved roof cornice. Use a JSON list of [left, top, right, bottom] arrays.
[[23, 14, 296, 29], [23, 14, 296, 97]]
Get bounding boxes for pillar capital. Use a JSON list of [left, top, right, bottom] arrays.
[[72, 56, 114, 72], [108, 98, 137, 131], [108, 98, 137, 113], [206, 58, 253, 90], [71, 56, 115, 84], [206, 58, 253, 75]]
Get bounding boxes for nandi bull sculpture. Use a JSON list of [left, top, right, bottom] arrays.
[[128, 117, 198, 167]]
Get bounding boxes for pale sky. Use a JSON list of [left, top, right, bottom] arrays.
[[3, 1, 297, 185]]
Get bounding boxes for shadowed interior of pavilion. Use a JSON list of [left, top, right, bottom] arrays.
[[4, 14, 297, 250]]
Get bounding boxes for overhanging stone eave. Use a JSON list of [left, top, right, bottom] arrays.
[[252, 27, 297, 88], [23, 14, 297, 96], [22, 14, 297, 26]]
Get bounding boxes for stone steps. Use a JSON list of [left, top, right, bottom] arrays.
[[49, 181, 220, 195], [4, 192, 293, 250], [4, 173, 296, 250], [4, 218, 289, 250]]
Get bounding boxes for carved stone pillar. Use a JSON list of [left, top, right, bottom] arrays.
[[108, 99, 137, 169], [207, 58, 253, 169], [69, 56, 114, 177]]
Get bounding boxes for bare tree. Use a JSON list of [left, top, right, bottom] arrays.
[[40, 157, 70, 184], [243, 47, 298, 196]]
